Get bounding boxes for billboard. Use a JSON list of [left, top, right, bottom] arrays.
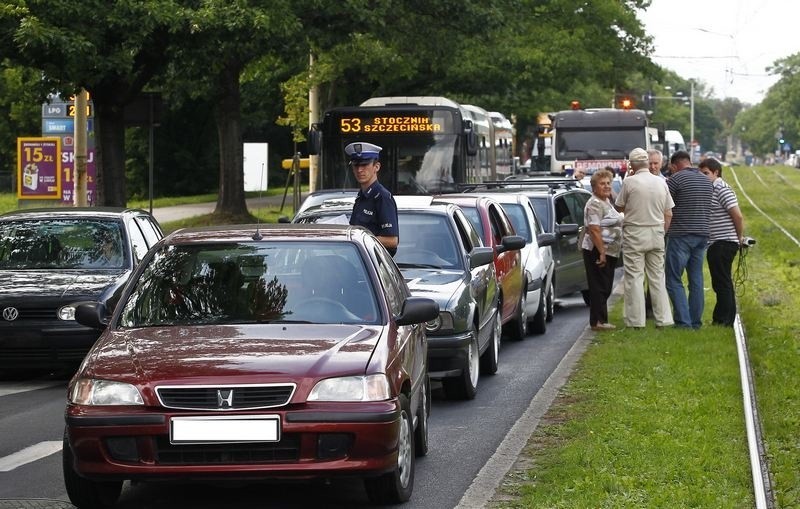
[[17, 138, 62, 199]]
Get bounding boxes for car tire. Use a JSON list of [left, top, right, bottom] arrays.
[[63, 428, 122, 509], [414, 375, 430, 457], [545, 279, 555, 322], [442, 326, 479, 400], [581, 289, 591, 306], [365, 394, 415, 504], [529, 290, 547, 335], [480, 310, 501, 375], [507, 290, 527, 340]]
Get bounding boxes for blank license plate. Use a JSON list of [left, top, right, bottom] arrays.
[[170, 415, 280, 444]]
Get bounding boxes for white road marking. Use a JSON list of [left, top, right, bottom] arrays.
[[0, 441, 63, 472], [0, 382, 62, 397]]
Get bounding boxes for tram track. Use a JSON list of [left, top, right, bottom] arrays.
[[729, 166, 788, 508]]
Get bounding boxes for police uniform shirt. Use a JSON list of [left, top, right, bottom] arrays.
[[350, 180, 399, 242]]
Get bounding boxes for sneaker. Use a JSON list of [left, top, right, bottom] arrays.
[[591, 323, 616, 331]]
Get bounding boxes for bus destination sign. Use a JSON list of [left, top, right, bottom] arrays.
[[339, 114, 448, 134]]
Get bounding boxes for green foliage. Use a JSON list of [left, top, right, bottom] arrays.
[[0, 61, 43, 177], [734, 52, 800, 157]]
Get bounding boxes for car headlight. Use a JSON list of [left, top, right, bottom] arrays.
[[308, 374, 390, 402], [58, 305, 76, 321], [70, 379, 144, 406], [426, 311, 454, 334]]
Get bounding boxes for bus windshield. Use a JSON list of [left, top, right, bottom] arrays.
[[318, 104, 472, 195], [555, 129, 647, 160]]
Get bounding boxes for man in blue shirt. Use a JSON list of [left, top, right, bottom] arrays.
[[346, 142, 399, 255], [666, 150, 712, 329]]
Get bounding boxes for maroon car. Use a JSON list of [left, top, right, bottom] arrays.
[[63, 224, 438, 507], [434, 195, 527, 339]]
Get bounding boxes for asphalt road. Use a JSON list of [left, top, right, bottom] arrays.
[[0, 296, 591, 509]]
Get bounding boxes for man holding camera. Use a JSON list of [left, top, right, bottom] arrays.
[[699, 157, 745, 327]]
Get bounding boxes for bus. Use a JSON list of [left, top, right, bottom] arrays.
[[549, 107, 651, 176], [309, 96, 512, 194]]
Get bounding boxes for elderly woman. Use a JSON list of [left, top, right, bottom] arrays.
[[581, 169, 623, 331]]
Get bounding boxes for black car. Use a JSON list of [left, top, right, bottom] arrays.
[[0, 207, 163, 371]]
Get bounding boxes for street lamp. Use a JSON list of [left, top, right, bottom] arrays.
[[656, 84, 695, 161]]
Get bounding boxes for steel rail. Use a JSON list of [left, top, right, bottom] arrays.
[[734, 313, 774, 508]]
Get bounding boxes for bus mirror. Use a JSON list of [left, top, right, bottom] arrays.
[[308, 125, 321, 155], [466, 131, 478, 156]]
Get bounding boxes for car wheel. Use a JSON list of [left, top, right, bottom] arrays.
[[414, 375, 431, 457], [442, 326, 479, 400], [63, 428, 122, 509], [506, 290, 527, 340], [581, 289, 591, 306], [529, 290, 547, 335], [480, 310, 501, 375], [545, 280, 555, 322], [365, 394, 415, 504]]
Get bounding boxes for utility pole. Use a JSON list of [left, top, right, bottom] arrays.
[[73, 89, 89, 207], [308, 53, 319, 193]]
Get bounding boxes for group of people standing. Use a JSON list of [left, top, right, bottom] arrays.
[[582, 147, 745, 331]]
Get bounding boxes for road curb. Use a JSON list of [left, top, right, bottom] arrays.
[[454, 327, 594, 509], [456, 275, 624, 509]]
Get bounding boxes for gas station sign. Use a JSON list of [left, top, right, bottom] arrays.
[[40, 95, 96, 204]]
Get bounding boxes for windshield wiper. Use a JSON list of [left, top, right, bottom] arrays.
[[396, 262, 442, 269]]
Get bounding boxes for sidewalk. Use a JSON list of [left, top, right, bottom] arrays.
[[150, 193, 306, 224]]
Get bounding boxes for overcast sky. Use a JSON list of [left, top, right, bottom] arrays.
[[639, 0, 800, 105]]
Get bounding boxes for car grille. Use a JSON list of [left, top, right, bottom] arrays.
[[1, 306, 58, 320], [155, 434, 300, 465], [156, 384, 296, 411]]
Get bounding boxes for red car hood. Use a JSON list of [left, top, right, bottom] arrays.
[[82, 324, 384, 384]]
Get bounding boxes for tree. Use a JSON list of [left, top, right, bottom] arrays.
[[0, 61, 43, 183], [2, 1, 182, 206], [162, 0, 301, 220]]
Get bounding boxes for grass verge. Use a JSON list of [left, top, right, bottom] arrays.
[[490, 165, 799, 508]]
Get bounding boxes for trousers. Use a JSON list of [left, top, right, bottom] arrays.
[[621, 225, 673, 328]]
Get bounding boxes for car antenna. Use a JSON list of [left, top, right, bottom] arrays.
[[252, 162, 265, 241]]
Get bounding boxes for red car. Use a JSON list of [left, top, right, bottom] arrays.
[[63, 224, 438, 507], [434, 195, 527, 339]]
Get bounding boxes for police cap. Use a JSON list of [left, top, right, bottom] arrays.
[[345, 142, 382, 163]]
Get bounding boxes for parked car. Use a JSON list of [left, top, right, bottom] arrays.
[[470, 177, 592, 304], [433, 195, 527, 339], [293, 196, 501, 401], [464, 191, 556, 334], [63, 223, 439, 506], [0, 207, 163, 371]]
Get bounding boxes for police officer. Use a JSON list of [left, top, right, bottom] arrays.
[[346, 142, 399, 255]]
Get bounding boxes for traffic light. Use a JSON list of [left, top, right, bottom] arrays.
[[779, 131, 786, 144]]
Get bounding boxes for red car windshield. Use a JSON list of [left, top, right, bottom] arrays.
[[118, 241, 379, 327]]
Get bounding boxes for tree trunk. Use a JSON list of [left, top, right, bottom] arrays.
[[213, 63, 248, 218], [93, 101, 127, 207]]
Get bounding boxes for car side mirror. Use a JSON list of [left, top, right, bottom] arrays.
[[395, 297, 440, 326], [496, 235, 525, 253], [469, 247, 494, 268], [536, 232, 556, 247], [74, 301, 109, 330], [555, 223, 579, 236]]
